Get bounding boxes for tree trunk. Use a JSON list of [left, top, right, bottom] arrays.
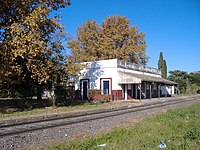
[[37, 83, 42, 100], [51, 84, 56, 107]]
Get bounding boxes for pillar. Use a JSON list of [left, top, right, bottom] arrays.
[[139, 83, 141, 100], [150, 83, 152, 99], [125, 84, 127, 100], [158, 84, 160, 98], [135, 84, 137, 99]]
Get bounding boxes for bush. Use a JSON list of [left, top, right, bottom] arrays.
[[186, 84, 200, 94]]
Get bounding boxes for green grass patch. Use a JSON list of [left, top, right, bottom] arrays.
[[45, 102, 200, 150]]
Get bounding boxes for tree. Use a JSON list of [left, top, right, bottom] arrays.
[[168, 70, 189, 93], [158, 52, 164, 71], [158, 52, 167, 78], [163, 60, 167, 78], [188, 72, 200, 94], [68, 15, 148, 64], [0, 0, 71, 100], [169, 70, 200, 94], [68, 20, 102, 62], [189, 72, 200, 86], [1, 0, 70, 83]]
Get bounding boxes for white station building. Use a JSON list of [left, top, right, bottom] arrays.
[[75, 59, 177, 101]]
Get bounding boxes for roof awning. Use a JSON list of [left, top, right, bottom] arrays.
[[118, 72, 141, 84], [118, 72, 178, 85]]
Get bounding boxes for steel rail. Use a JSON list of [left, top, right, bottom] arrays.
[[0, 96, 199, 137], [0, 96, 197, 128]]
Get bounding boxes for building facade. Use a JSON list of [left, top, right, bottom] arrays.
[[75, 59, 177, 101]]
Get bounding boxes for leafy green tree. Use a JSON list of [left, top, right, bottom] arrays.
[[163, 60, 167, 78], [158, 52, 163, 71], [187, 72, 200, 94], [168, 70, 188, 93], [158, 52, 167, 78], [68, 15, 148, 64], [168, 70, 200, 94], [189, 72, 200, 86]]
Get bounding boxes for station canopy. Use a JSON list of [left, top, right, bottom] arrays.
[[118, 71, 177, 85]]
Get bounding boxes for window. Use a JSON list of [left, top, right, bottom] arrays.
[[103, 81, 109, 95], [100, 78, 112, 95]]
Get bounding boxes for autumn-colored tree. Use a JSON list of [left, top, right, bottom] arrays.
[[0, 0, 71, 100], [68, 15, 148, 64], [68, 20, 102, 62], [1, 0, 70, 83]]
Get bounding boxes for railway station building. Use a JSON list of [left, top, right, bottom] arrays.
[[75, 59, 178, 101]]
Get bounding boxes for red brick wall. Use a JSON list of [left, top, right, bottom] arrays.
[[112, 90, 124, 100], [89, 90, 112, 101], [76, 89, 133, 101], [91, 90, 134, 101]]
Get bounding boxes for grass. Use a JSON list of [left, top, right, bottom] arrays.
[[44, 102, 200, 150], [0, 100, 137, 118]]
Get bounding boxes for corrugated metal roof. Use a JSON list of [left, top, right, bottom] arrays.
[[118, 72, 178, 85]]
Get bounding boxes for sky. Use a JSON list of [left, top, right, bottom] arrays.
[[57, 0, 200, 73]]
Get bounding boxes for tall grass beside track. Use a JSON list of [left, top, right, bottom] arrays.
[[46, 102, 200, 150]]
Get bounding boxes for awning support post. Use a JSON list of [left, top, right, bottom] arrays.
[[125, 84, 127, 100], [150, 83, 152, 100], [135, 84, 137, 99], [158, 84, 160, 99], [139, 83, 141, 100]]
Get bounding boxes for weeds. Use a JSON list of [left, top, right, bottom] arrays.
[[46, 102, 200, 150]]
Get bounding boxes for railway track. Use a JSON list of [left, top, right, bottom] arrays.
[[0, 96, 200, 138]]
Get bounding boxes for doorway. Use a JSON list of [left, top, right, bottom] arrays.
[[81, 79, 89, 100]]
